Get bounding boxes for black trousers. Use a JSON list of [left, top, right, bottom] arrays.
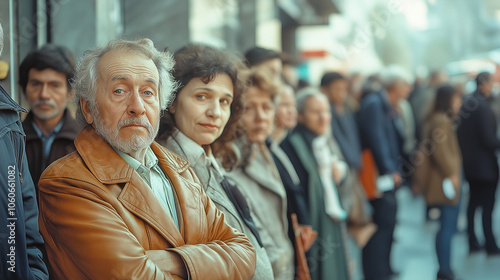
[[363, 190, 397, 280], [467, 180, 498, 251]]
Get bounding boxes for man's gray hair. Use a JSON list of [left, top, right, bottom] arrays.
[[0, 23, 3, 56], [379, 65, 413, 90], [72, 38, 177, 126], [295, 86, 328, 114]]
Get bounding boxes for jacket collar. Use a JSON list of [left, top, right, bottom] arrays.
[[0, 85, 27, 113], [168, 129, 208, 169], [24, 109, 81, 141], [293, 123, 318, 148], [75, 126, 191, 246], [75, 126, 189, 184], [244, 143, 286, 199]]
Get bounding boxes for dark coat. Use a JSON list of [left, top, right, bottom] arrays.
[[267, 139, 310, 226], [357, 91, 402, 175], [22, 109, 81, 185], [281, 125, 350, 280], [331, 105, 362, 169], [0, 86, 49, 280], [457, 91, 500, 183]]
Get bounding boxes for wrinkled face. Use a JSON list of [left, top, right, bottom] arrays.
[[170, 74, 234, 146], [82, 50, 160, 154], [242, 86, 275, 143], [275, 85, 297, 129], [24, 68, 69, 121], [254, 58, 282, 85], [323, 79, 347, 105], [299, 95, 331, 135]]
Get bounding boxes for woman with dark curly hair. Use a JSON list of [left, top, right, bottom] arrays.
[[156, 44, 273, 279]]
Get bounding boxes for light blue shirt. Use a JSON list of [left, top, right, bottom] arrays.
[[114, 147, 179, 228]]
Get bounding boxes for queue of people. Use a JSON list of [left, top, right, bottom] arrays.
[[1, 21, 500, 280]]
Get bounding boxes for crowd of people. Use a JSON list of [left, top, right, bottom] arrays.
[[1, 21, 499, 280]]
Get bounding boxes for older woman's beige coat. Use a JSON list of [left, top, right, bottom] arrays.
[[227, 143, 295, 280]]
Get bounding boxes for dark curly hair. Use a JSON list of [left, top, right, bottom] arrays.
[[157, 44, 248, 170]]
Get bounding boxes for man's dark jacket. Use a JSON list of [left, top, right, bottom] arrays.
[[357, 91, 402, 175], [22, 109, 80, 185], [0, 85, 49, 279], [457, 91, 500, 183]]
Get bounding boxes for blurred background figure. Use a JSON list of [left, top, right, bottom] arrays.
[[457, 72, 500, 256], [272, 83, 297, 143], [413, 85, 463, 280], [281, 88, 351, 280], [410, 70, 449, 142], [19, 45, 81, 185], [320, 72, 376, 251], [358, 66, 412, 280], [227, 70, 295, 280], [245, 47, 282, 86], [156, 44, 274, 279], [346, 72, 364, 112]]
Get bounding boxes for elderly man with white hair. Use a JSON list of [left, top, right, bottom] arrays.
[[0, 23, 49, 279], [357, 65, 413, 280], [37, 38, 256, 280]]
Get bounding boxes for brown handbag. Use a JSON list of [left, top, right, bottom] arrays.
[[291, 214, 312, 280]]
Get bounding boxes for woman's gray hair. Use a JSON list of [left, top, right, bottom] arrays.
[[379, 65, 413, 90], [72, 38, 177, 126], [295, 86, 328, 114]]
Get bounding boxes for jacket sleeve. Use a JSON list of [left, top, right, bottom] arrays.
[[38, 177, 182, 280], [0, 118, 48, 280], [21, 157, 49, 280], [359, 101, 398, 174], [167, 169, 257, 280]]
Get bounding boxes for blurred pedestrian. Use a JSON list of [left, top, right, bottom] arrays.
[[410, 70, 448, 141], [457, 71, 500, 256], [281, 88, 351, 280], [321, 72, 375, 247], [413, 85, 463, 280], [272, 83, 297, 143], [357, 66, 412, 280], [19, 44, 81, 185], [156, 44, 273, 279], [245, 46, 282, 85]]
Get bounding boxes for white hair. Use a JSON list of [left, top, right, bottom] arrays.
[[295, 86, 328, 114], [72, 38, 178, 126], [380, 65, 413, 89]]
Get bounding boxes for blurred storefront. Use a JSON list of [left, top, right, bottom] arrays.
[[1, 0, 500, 105]]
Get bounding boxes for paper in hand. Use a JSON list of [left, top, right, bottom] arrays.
[[376, 174, 395, 192], [442, 178, 456, 199]]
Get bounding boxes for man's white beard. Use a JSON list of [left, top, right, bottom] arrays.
[[91, 104, 159, 154]]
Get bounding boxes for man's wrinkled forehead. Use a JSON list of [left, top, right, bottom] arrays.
[[97, 50, 159, 83]]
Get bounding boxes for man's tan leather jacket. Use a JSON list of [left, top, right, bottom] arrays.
[[38, 126, 256, 279]]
